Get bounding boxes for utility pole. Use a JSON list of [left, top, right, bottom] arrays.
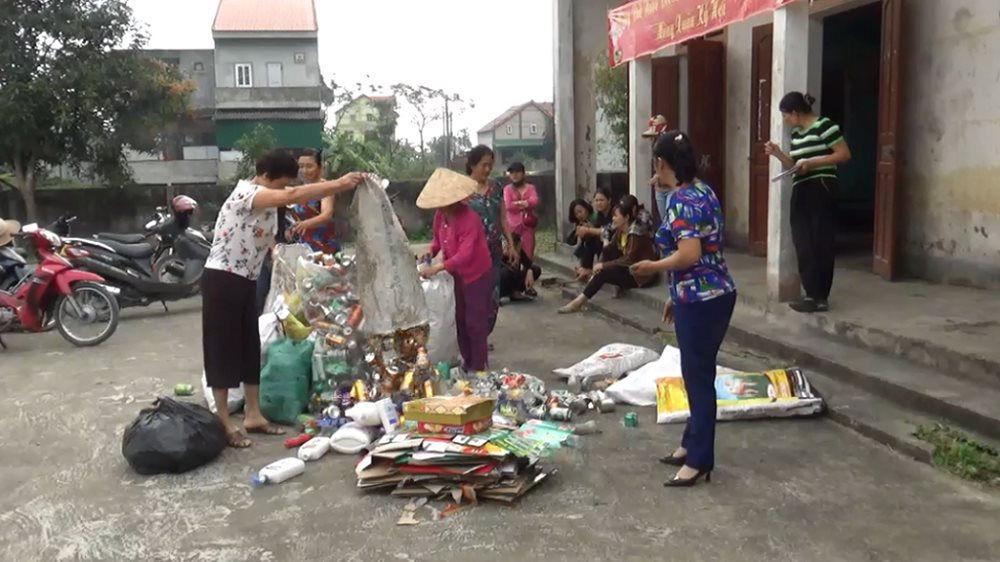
[[443, 95, 451, 167]]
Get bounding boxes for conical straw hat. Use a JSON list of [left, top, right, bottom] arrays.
[[0, 218, 21, 247], [417, 168, 478, 209]]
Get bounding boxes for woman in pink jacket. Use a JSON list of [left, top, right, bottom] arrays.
[[419, 168, 494, 373], [502, 162, 540, 260]]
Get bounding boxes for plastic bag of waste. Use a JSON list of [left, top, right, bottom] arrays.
[[264, 243, 312, 315], [122, 397, 227, 475], [553, 343, 660, 387], [260, 338, 315, 425], [202, 370, 245, 414], [656, 368, 825, 424], [351, 176, 428, 336], [420, 268, 459, 365]]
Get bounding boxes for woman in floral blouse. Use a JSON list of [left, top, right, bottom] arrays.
[[465, 145, 517, 335], [203, 149, 363, 448], [632, 131, 737, 488]]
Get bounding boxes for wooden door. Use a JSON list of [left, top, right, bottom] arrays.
[[687, 39, 726, 211], [873, 0, 904, 279], [652, 56, 680, 129], [748, 25, 773, 257]]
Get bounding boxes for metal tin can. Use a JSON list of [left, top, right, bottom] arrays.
[[598, 398, 617, 413], [347, 306, 364, 328], [174, 383, 194, 396], [568, 397, 588, 415], [528, 405, 548, 420], [549, 407, 573, 422], [624, 412, 638, 428], [351, 379, 366, 400], [325, 333, 346, 347]]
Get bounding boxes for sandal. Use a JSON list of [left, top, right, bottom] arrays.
[[227, 429, 252, 449], [245, 423, 286, 436]]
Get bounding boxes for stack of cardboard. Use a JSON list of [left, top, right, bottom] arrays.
[[354, 396, 562, 504]]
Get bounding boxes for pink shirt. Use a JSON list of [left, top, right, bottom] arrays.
[[430, 204, 492, 285], [503, 183, 539, 230]]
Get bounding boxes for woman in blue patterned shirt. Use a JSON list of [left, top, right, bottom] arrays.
[[632, 130, 737, 488]]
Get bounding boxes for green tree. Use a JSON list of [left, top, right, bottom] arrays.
[[234, 124, 277, 180], [593, 57, 629, 166], [429, 129, 472, 168], [0, 0, 194, 220]]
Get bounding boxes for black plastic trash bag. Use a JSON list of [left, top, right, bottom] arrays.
[[122, 397, 228, 475]]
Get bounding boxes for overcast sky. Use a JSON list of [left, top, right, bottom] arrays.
[[127, 0, 555, 147]]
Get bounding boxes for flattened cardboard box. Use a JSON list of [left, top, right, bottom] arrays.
[[404, 396, 495, 425]]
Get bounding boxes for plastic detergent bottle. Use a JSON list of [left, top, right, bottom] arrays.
[[297, 437, 332, 462], [250, 458, 306, 486]]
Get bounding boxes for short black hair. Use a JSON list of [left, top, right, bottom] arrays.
[[653, 130, 698, 186], [507, 162, 525, 173], [466, 145, 495, 175], [568, 198, 594, 224], [300, 148, 323, 165], [594, 187, 612, 201], [778, 91, 816, 114], [256, 149, 299, 180]]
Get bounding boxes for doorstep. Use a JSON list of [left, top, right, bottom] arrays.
[[537, 250, 1000, 451]]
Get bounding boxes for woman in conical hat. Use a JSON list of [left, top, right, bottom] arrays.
[[418, 168, 494, 373]]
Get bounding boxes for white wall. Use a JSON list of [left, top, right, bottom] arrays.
[[214, 38, 320, 89]]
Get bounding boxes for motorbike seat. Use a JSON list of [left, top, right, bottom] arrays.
[[97, 232, 146, 244], [101, 239, 155, 259]]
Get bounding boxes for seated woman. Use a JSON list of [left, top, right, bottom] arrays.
[[564, 188, 613, 281], [558, 196, 658, 313], [500, 233, 542, 302]]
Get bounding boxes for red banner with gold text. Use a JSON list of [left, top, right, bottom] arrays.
[[608, 0, 797, 66]]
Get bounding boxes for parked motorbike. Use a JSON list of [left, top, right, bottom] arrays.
[[52, 196, 212, 310], [0, 224, 120, 348]]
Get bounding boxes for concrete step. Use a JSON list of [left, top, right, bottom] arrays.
[[538, 255, 1000, 450], [546, 245, 1000, 389]]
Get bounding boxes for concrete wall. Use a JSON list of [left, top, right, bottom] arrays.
[[145, 49, 216, 109], [572, 0, 622, 197], [214, 38, 320, 90], [494, 115, 519, 141], [477, 132, 493, 148], [896, 0, 1000, 287], [129, 160, 220, 186], [595, 107, 626, 173]]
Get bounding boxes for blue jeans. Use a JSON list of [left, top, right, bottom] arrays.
[[655, 189, 673, 226], [673, 291, 737, 471]]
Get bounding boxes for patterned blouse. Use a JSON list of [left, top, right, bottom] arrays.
[[655, 179, 736, 304], [467, 179, 504, 265], [290, 199, 340, 255], [206, 180, 276, 280]]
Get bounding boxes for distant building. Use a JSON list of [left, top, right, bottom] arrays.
[[112, 0, 328, 186], [477, 101, 554, 171], [212, 0, 327, 151], [335, 95, 398, 143]]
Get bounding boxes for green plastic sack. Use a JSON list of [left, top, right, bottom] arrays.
[[260, 338, 315, 425]]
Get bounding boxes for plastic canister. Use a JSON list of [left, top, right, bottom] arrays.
[[376, 397, 400, 432], [297, 437, 332, 462], [345, 402, 382, 426], [251, 458, 306, 486]]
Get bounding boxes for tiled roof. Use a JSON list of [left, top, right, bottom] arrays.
[[213, 0, 317, 32], [477, 101, 554, 133]]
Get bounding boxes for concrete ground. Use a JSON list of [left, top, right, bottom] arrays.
[[0, 290, 998, 561]]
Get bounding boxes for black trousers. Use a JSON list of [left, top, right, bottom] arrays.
[[574, 236, 604, 270], [500, 264, 542, 298], [791, 177, 836, 301], [203, 268, 260, 389], [583, 264, 639, 299]]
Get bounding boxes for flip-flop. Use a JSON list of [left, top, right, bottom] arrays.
[[245, 423, 286, 436], [227, 429, 252, 448]]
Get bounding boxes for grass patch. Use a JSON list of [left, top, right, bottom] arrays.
[[914, 423, 1000, 487], [535, 228, 556, 254]]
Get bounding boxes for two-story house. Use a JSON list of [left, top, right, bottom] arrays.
[[477, 101, 554, 171], [212, 0, 327, 152]]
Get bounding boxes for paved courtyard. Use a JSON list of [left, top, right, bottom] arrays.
[[0, 289, 998, 561]]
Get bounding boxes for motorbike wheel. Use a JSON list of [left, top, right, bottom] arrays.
[[55, 282, 120, 347], [153, 251, 183, 284]]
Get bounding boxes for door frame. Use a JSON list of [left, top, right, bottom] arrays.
[[748, 24, 774, 257], [872, 0, 904, 279]]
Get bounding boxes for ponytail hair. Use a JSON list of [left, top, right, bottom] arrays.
[[652, 130, 698, 186], [779, 91, 816, 114]]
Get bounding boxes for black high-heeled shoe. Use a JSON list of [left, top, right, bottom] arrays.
[[658, 454, 687, 466], [663, 469, 712, 487]]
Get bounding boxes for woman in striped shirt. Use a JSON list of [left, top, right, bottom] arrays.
[[765, 92, 852, 313]]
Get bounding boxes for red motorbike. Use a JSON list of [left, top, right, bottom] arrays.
[[0, 223, 120, 348]]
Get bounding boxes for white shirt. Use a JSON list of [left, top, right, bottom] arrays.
[[205, 180, 277, 280]]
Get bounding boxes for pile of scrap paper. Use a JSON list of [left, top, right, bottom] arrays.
[[354, 395, 571, 512]]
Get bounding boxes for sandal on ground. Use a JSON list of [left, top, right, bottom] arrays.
[[227, 429, 252, 448], [245, 423, 286, 436]]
